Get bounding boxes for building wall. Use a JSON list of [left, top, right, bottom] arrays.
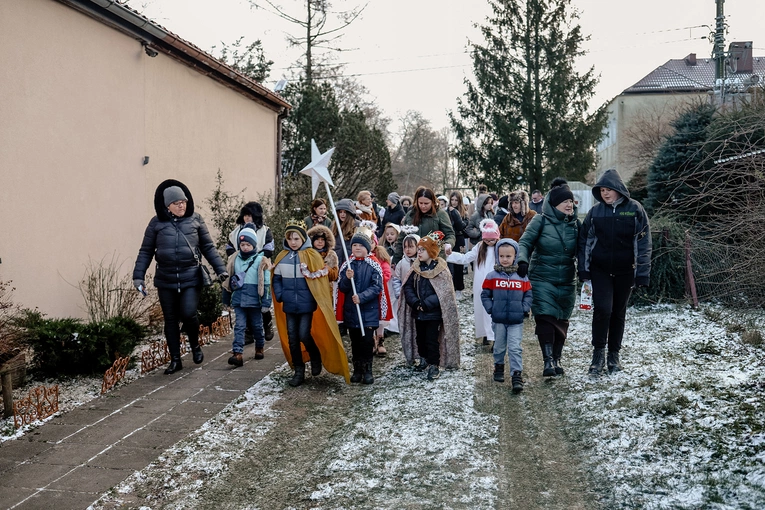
[[0, 0, 279, 318], [595, 92, 707, 185]]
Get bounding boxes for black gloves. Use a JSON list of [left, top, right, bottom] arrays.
[[516, 262, 529, 278], [218, 272, 229, 284]]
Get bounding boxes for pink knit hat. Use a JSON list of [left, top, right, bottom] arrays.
[[480, 219, 500, 240]]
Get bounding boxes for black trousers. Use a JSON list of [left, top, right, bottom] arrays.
[[448, 262, 465, 291], [591, 269, 634, 351], [285, 312, 319, 367], [158, 287, 201, 358], [349, 327, 375, 363], [534, 314, 569, 359], [416, 319, 442, 366]]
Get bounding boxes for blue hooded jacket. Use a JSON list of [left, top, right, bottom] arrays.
[[481, 239, 533, 325]]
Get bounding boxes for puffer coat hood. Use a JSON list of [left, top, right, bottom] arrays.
[[236, 201, 264, 227], [592, 169, 630, 202], [307, 224, 336, 252], [494, 238, 519, 264], [475, 193, 491, 216], [154, 179, 194, 219]]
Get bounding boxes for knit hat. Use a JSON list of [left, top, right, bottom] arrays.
[[497, 195, 509, 210], [163, 186, 188, 207], [335, 198, 358, 217], [285, 219, 308, 243], [479, 218, 500, 240], [418, 231, 445, 259], [548, 183, 575, 207], [238, 223, 258, 250], [351, 225, 373, 254], [387, 192, 400, 205]]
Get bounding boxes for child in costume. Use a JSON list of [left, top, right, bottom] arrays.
[[273, 220, 350, 386], [391, 227, 419, 300], [481, 238, 532, 393], [337, 225, 387, 383], [445, 218, 500, 345], [399, 231, 460, 380], [222, 224, 272, 366], [362, 221, 394, 356], [307, 225, 339, 286]]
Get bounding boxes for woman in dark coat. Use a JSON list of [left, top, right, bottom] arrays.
[[133, 179, 228, 375], [447, 191, 468, 297], [516, 179, 579, 378], [578, 168, 651, 375]]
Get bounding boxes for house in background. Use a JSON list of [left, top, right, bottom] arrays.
[[0, 0, 290, 318], [596, 42, 765, 187]]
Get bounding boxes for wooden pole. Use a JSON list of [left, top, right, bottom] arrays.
[[1, 371, 12, 418]]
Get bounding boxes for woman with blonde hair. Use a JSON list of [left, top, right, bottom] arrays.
[[356, 190, 378, 223]]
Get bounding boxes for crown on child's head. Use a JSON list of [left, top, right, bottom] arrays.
[[401, 225, 419, 235], [286, 219, 307, 231], [354, 223, 375, 244]]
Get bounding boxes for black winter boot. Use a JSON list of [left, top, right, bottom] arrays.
[[362, 361, 374, 384], [191, 346, 204, 364], [482, 336, 491, 346], [553, 339, 565, 375], [415, 357, 429, 371], [263, 310, 274, 341], [542, 344, 556, 377], [493, 363, 505, 383], [350, 361, 363, 383], [607, 350, 622, 374], [309, 349, 323, 376], [288, 365, 305, 387], [244, 327, 255, 345], [511, 371, 524, 394], [589, 348, 606, 376], [164, 357, 183, 375]]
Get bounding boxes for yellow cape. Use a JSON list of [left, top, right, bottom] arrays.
[[272, 248, 350, 383]]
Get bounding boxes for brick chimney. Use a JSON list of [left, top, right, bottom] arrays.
[[728, 41, 753, 73], [684, 53, 697, 66]]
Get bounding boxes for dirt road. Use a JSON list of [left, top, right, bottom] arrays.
[[95, 286, 600, 510]]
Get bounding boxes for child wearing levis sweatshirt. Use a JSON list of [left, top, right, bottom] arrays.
[[481, 238, 532, 394]]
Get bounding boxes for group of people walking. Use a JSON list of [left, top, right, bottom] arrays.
[[132, 169, 651, 391]]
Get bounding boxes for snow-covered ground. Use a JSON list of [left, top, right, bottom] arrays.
[[562, 304, 765, 509], [5, 299, 765, 508]]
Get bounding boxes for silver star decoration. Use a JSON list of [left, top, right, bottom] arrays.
[[299, 139, 335, 198]]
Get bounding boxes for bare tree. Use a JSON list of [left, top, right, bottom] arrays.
[[249, 0, 366, 83], [392, 111, 449, 194]]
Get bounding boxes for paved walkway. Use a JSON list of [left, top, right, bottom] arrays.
[[0, 334, 284, 510]]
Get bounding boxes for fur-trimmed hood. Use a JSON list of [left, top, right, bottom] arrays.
[[307, 224, 336, 251], [153, 179, 194, 220], [237, 201, 264, 228]]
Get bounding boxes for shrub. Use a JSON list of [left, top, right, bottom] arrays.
[[17, 311, 145, 376], [79, 254, 160, 328], [0, 280, 25, 362], [197, 282, 223, 327], [630, 214, 688, 305]]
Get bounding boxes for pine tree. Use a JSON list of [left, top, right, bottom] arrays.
[[450, 0, 606, 193], [646, 102, 716, 216]]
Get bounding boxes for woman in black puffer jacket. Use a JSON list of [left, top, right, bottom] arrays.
[[133, 179, 228, 375]]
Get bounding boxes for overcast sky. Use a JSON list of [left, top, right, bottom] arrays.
[[133, 0, 765, 131]]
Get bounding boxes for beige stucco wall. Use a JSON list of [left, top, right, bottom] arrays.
[[0, 0, 279, 318], [596, 92, 707, 184]]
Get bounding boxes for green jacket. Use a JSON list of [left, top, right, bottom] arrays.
[[393, 208, 456, 264], [517, 199, 580, 319]]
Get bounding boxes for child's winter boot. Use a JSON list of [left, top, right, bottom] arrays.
[[493, 363, 505, 382]]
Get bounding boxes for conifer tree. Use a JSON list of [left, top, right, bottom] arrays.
[[450, 0, 606, 192]]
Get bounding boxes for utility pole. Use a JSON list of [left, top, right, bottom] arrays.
[[713, 0, 726, 82]]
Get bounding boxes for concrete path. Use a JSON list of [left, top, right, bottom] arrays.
[[0, 335, 283, 510]]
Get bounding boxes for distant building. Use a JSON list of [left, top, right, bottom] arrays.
[[0, 0, 290, 318], [596, 43, 765, 186]]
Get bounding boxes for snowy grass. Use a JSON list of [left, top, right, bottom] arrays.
[[562, 304, 765, 509]]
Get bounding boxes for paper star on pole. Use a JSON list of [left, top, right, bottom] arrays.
[[299, 139, 335, 198]]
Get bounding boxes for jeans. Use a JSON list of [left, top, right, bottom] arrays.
[[349, 327, 375, 363], [415, 319, 442, 366], [157, 286, 201, 358], [591, 269, 634, 351], [233, 306, 264, 353], [285, 312, 320, 367], [493, 322, 524, 372]]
